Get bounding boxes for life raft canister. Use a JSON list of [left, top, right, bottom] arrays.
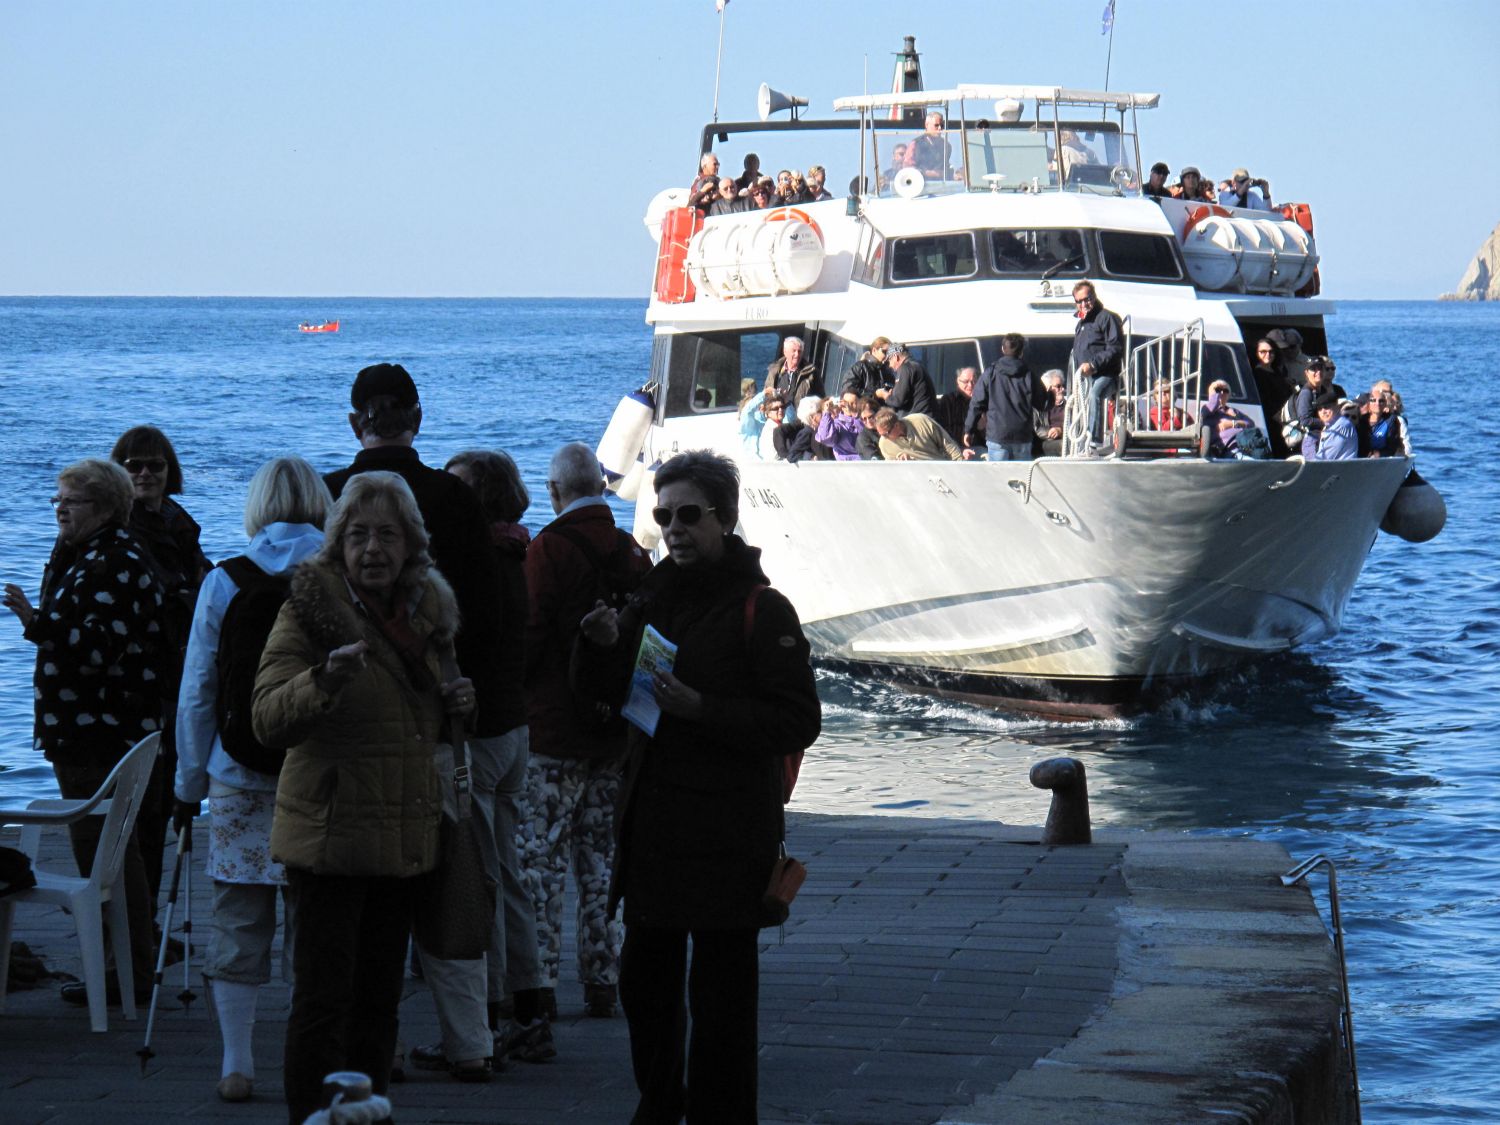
[[763, 206, 824, 243], [597, 389, 655, 487], [1281, 203, 1321, 296], [1181, 203, 1231, 241], [655, 207, 702, 304]]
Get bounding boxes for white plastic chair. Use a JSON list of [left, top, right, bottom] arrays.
[[0, 733, 161, 1032]]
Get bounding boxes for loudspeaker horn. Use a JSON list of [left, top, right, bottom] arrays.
[[892, 167, 926, 199], [758, 82, 809, 122]]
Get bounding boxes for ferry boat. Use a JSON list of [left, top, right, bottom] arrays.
[[599, 43, 1432, 718]]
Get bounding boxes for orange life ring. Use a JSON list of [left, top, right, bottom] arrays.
[[1182, 204, 1231, 240], [765, 206, 824, 243]]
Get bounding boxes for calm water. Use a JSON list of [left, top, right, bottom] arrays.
[[1, 297, 1495, 1120]]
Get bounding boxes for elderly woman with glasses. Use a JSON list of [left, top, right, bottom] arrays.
[[3, 458, 168, 1008], [578, 450, 821, 1124], [250, 471, 476, 1123]]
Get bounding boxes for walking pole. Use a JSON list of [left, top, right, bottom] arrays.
[[177, 812, 197, 1015], [137, 822, 190, 1074]]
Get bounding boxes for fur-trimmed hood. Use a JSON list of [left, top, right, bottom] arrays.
[[286, 557, 460, 654]]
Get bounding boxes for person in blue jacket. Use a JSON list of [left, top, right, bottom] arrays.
[[173, 457, 330, 1104]]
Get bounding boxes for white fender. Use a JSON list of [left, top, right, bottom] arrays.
[[598, 390, 655, 486], [614, 456, 647, 502], [631, 462, 661, 551]]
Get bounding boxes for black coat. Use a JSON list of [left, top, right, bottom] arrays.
[[968, 357, 1046, 445], [887, 358, 936, 417], [1071, 306, 1124, 380], [325, 446, 507, 736], [600, 537, 821, 930], [840, 358, 888, 400]]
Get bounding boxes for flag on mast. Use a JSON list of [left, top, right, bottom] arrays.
[[717, 0, 729, 11], [1101, 0, 1115, 35]]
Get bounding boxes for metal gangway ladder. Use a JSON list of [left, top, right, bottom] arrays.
[[1062, 318, 1208, 459]]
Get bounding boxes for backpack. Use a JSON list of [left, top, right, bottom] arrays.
[[1236, 424, 1272, 460], [548, 524, 647, 734], [1278, 391, 1306, 447], [743, 584, 803, 804], [213, 556, 292, 775]]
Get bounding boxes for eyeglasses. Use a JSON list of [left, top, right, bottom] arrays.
[[1074, 297, 1094, 306], [1234, 177, 1249, 185], [652, 504, 717, 528], [122, 457, 167, 474], [50, 496, 94, 511]]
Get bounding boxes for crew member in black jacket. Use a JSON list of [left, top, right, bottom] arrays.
[[1071, 281, 1124, 453]]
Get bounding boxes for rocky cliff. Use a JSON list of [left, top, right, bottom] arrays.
[[1442, 222, 1500, 300]]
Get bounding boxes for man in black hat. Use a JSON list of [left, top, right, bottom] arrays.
[[1144, 161, 1171, 202], [324, 364, 511, 1056]]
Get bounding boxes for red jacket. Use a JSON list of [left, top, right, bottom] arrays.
[[523, 502, 651, 760]]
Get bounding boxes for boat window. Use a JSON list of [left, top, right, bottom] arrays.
[[890, 233, 977, 283], [1203, 344, 1252, 401], [1098, 231, 1184, 281], [990, 229, 1089, 278], [660, 328, 794, 419], [964, 125, 1053, 193], [905, 340, 982, 395], [976, 335, 1075, 378], [853, 221, 883, 286], [869, 125, 964, 197], [823, 337, 863, 393]]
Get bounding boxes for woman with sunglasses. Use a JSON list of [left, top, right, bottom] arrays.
[[578, 450, 821, 1124], [110, 425, 212, 906]]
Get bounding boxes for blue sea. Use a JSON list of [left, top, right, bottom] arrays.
[[1, 297, 1495, 1120]]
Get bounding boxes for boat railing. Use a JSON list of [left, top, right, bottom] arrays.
[[1118, 319, 1207, 457]]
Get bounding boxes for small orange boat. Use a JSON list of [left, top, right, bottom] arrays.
[[298, 320, 340, 333]]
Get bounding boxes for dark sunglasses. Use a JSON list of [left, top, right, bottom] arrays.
[[652, 504, 717, 528], [123, 457, 167, 474]]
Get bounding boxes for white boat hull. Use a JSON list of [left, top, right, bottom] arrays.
[[718, 455, 1409, 716]]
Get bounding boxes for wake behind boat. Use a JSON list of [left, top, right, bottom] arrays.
[[597, 39, 1442, 718]]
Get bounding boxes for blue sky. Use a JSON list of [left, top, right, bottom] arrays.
[[2, 1, 1496, 299]]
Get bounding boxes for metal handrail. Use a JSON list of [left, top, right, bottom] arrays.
[[1281, 854, 1361, 1124], [1121, 318, 1206, 449]]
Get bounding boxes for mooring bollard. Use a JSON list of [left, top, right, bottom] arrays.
[[1029, 756, 1092, 845]]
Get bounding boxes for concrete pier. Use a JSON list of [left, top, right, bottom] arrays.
[[0, 812, 1351, 1123]]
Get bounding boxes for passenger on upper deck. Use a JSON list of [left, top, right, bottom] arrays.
[[910, 112, 953, 180], [806, 165, 833, 202], [882, 143, 909, 189], [1217, 168, 1272, 210], [1035, 370, 1067, 457], [842, 338, 892, 401], [735, 153, 761, 195], [763, 336, 821, 405], [968, 336, 1044, 462], [785, 170, 811, 205], [1071, 282, 1125, 454], [935, 366, 979, 455], [745, 179, 774, 210], [1144, 162, 1171, 202], [1169, 166, 1214, 203], [708, 177, 742, 217], [882, 343, 936, 418], [1056, 129, 1096, 183], [689, 153, 721, 216], [774, 170, 799, 205], [874, 409, 961, 462]]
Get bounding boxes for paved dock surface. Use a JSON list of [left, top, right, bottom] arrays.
[[1, 811, 1347, 1123]]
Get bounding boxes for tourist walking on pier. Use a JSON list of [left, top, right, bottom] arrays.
[[578, 450, 821, 1124], [252, 472, 475, 1123], [172, 457, 330, 1103], [3, 458, 167, 1006]]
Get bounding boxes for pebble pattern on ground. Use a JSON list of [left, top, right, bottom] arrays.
[[0, 812, 1126, 1124]]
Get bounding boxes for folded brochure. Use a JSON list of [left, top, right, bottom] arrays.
[[622, 624, 678, 737]]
